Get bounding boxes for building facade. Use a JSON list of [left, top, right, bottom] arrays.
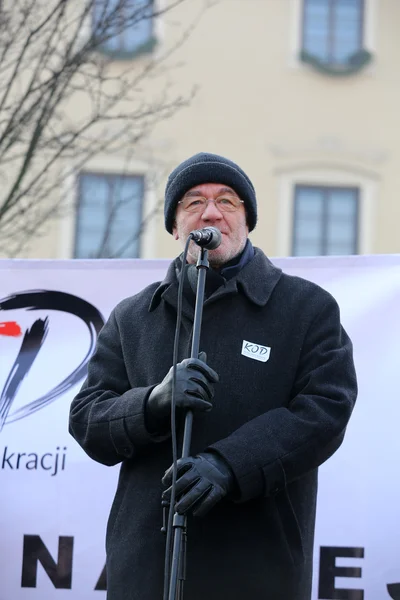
[[11, 0, 400, 260]]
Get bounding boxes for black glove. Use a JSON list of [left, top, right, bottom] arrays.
[[145, 352, 219, 433], [162, 451, 235, 517]]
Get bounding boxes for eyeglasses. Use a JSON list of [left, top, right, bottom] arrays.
[[178, 195, 244, 213]]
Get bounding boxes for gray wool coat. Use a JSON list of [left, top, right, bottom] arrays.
[[69, 248, 357, 600]]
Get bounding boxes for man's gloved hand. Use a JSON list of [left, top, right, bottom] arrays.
[[162, 451, 236, 517], [145, 352, 219, 433]]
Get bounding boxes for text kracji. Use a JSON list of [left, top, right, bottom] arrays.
[[2, 446, 67, 477]]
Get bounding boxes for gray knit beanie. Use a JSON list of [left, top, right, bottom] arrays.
[[164, 152, 257, 234]]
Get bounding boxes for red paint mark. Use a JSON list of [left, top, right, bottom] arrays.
[[0, 321, 22, 337]]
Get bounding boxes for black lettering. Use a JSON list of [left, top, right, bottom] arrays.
[[21, 535, 73, 589], [244, 342, 252, 352], [16, 453, 26, 468], [52, 454, 58, 476], [259, 346, 268, 355], [52, 448, 60, 477], [387, 583, 400, 600], [95, 563, 107, 591], [2, 446, 14, 468], [61, 447, 67, 470], [26, 453, 38, 470], [318, 546, 364, 599], [40, 453, 52, 470], [251, 345, 259, 353]]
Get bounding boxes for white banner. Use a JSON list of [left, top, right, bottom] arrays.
[[0, 255, 399, 600]]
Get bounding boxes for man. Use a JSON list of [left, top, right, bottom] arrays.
[[69, 152, 357, 600]]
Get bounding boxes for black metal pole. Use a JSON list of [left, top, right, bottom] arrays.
[[168, 247, 209, 600]]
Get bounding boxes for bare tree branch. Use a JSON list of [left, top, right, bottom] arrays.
[[0, 0, 205, 256]]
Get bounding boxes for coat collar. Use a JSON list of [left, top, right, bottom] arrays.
[[230, 248, 282, 306], [148, 247, 282, 312]]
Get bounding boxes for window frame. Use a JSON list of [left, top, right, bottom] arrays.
[[74, 171, 145, 259], [301, 0, 365, 66], [288, 0, 377, 73], [291, 183, 360, 256], [92, 0, 156, 60]]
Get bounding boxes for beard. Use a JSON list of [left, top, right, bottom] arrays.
[[185, 236, 247, 269]]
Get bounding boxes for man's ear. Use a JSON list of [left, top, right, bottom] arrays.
[[244, 209, 250, 233], [172, 220, 179, 240]]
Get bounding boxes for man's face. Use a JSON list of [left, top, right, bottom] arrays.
[[172, 183, 249, 268]]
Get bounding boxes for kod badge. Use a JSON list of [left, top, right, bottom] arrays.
[[241, 340, 271, 363]]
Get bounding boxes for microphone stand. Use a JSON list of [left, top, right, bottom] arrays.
[[167, 245, 210, 600]]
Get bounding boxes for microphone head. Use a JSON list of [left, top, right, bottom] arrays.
[[202, 227, 222, 250]]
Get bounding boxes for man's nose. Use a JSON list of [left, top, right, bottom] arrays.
[[201, 200, 223, 220]]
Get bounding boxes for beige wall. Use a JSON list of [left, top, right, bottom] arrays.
[[13, 0, 400, 259]]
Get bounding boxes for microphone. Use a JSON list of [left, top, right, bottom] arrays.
[[189, 227, 222, 250]]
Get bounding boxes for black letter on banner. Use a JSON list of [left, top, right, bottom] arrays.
[[21, 535, 73, 589], [95, 563, 107, 590], [318, 546, 364, 599], [387, 583, 400, 600]]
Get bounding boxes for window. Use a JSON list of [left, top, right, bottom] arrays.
[[93, 0, 154, 56], [292, 185, 359, 256], [75, 172, 144, 258], [302, 0, 364, 65]]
